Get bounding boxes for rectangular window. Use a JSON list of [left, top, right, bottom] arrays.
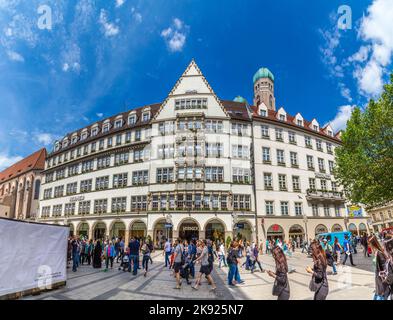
[[66, 182, 77, 195], [262, 147, 271, 163], [205, 167, 224, 182], [131, 196, 148, 212], [96, 176, 109, 190], [264, 173, 273, 189], [318, 158, 325, 173], [323, 204, 330, 217], [278, 174, 287, 191], [80, 179, 92, 193], [68, 164, 79, 176], [305, 136, 312, 148], [232, 194, 251, 211], [111, 197, 127, 213], [294, 202, 303, 216], [288, 131, 296, 144], [320, 179, 327, 191], [132, 170, 149, 185], [292, 176, 301, 191], [94, 199, 108, 214], [232, 168, 251, 184], [326, 143, 333, 154], [309, 178, 316, 190], [158, 144, 175, 159], [54, 186, 64, 198], [205, 120, 223, 133], [205, 143, 223, 158], [307, 155, 314, 170], [113, 173, 128, 188], [261, 125, 270, 138], [275, 128, 283, 141], [133, 148, 144, 162], [156, 167, 174, 183], [265, 201, 274, 215], [81, 160, 94, 173], [316, 139, 323, 151], [280, 201, 289, 216], [276, 149, 285, 165], [329, 160, 334, 174], [65, 203, 75, 215], [97, 156, 111, 169], [115, 152, 129, 166], [175, 98, 208, 110], [312, 204, 319, 216], [290, 152, 298, 167], [78, 201, 91, 215]]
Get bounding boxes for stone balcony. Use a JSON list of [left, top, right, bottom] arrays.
[[306, 189, 345, 202]]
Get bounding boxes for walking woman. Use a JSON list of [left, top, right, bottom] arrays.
[[333, 237, 343, 265], [104, 241, 116, 271], [141, 240, 151, 277], [306, 241, 329, 300], [93, 240, 102, 269], [267, 246, 290, 300], [368, 235, 390, 300]]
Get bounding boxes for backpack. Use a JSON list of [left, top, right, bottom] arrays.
[[226, 249, 234, 265]]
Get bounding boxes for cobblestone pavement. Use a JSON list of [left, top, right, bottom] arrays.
[[23, 247, 376, 300]]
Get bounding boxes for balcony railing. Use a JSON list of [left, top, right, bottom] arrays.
[[306, 189, 345, 201]]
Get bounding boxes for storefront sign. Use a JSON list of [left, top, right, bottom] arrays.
[[347, 205, 363, 217], [164, 223, 173, 229], [69, 196, 85, 202], [182, 226, 199, 231], [315, 173, 331, 180], [236, 223, 245, 229]]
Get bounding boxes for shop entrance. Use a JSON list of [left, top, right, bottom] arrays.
[[179, 220, 199, 242]]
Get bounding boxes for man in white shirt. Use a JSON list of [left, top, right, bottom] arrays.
[[163, 239, 172, 268]]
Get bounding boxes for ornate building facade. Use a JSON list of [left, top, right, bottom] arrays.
[[0, 148, 46, 220], [36, 60, 370, 246]]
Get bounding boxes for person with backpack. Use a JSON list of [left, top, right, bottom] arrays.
[[369, 235, 391, 300], [192, 240, 217, 291], [141, 239, 151, 277], [172, 238, 184, 289], [322, 238, 337, 275]]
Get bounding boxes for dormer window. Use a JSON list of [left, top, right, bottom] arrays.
[[260, 110, 267, 117], [114, 119, 123, 129], [279, 114, 286, 121], [313, 125, 319, 131], [54, 142, 60, 151], [81, 132, 88, 140], [91, 127, 98, 136], [142, 112, 150, 122], [128, 115, 136, 125], [71, 136, 78, 144], [328, 130, 333, 137], [103, 123, 110, 133], [297, 119, 303, 126], [62, 140, 69, 148]]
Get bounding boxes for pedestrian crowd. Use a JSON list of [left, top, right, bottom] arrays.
[[66, 230, 392, 300]]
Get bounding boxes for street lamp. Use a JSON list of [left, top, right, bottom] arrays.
[[303, 214, 309, 243]]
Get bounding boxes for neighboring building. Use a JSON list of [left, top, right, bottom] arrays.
[[368, 202, 393, 233], [36, 60, 370, 246], [0, 148, 46, 220]]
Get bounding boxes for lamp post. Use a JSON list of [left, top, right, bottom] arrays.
[[232, 212, 238, 240], [303, 214, 309, 243]]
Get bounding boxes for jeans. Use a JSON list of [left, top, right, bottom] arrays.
[[342, 253, 355, 265], [105, 257, 114, 269], [235, 264, 242, 282], [218, 255, 227, 268], [165, 251, 171, 267], [142, 255, 150, 272], [228, 263, 237, 284], [374, 294, 385, 300], [72, 253, 79, 272], [332, 262, 337, 273], [129, 255, 138, 274], [190, 257, 195, 277]]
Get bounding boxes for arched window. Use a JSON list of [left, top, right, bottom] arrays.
[[34, 180, 41, 200], [269, 95, 273, 108]]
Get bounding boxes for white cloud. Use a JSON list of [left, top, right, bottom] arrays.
[[351, 0, 393, 97], [161, 18, 188, 52], [116, 0, 125, 7], [328, 105, 355, 132], [131, 8, 142, 23], [99, 9, 119, 37], [96, 112, 104, 118], [0, 153, 23, 172], [6, 50, 24, 62], [34, 133, 56, 146]]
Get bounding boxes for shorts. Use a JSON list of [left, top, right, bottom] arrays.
[[174, 262, 182, 273], [200, 265, 211, 276]]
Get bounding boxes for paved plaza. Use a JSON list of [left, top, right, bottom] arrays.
[[23, 248, 376, 300]]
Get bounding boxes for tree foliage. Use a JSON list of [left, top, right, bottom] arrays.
[[335, 74, 393, 208]]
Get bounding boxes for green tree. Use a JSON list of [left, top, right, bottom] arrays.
[[335, 74, 393, 207]]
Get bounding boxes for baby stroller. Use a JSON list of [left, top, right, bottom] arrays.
[[118, 254, 130, 272]]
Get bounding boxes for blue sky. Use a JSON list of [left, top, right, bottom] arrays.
[[1, 0, 392, 170]]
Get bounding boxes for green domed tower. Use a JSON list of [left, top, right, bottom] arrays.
[[253, 67, 276, 110], [233, 96, 248, 104]]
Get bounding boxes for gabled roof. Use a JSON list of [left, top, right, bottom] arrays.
[[0, 148, 47, 184]]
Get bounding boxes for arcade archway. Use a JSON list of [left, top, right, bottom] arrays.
[[348, 223, 358, 235], [178, 219, 200, 242], [331, 224, 343, 232], [93, 222, 106, 240], [235, 221, 253, 242], [315, 224, 328, 236], [289, 224, 304, 245], [205, 220, 225, 243], [110, 221, 126, 240], [267, 224, 284, 241], [130, 221, 147, 239], [77, 222, 89, 238], [359, 223, 367, 235], [154, 219, 172, 249]]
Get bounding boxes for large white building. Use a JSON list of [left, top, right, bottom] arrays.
[[37, 60, 370, 246]]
